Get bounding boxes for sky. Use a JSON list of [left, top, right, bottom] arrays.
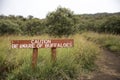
[[0, 0, 120, 19]]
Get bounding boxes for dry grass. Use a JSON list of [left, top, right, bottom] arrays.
[[0, 34, 100, 80], [82, 32, 120, 52]]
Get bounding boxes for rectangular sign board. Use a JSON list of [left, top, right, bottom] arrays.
[[11, 39, 74, 48]]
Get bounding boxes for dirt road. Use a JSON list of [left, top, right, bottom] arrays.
[[88, 49, 120, 80]]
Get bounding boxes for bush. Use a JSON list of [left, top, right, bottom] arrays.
[[46, 7, 76, 37], [22, 19, 46, 36], [100, 16, 120, 34], [0, 20, 21, 35]]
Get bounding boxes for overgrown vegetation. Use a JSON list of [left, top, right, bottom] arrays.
[[46, 7, 76, 37], [82, 32, 120, 53], [0, 6, 120, 80], [0, 7, 120, 36], [0, 35, 100, 80]]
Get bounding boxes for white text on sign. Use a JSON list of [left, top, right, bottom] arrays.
[[11, 39, 74, 48]]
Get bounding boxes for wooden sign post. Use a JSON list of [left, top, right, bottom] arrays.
[[51, 47, 57, 62], [32, 48, 38, 68], [11, 39, 74, 69]]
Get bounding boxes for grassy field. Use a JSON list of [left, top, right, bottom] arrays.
[[0, 32, 120, 80], [0, 34, 100, 80], [82, 32, 120, 53]]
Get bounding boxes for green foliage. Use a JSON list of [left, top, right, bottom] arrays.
[[0, 20, 21, 35], [46, 7, 76, 37], [22, 18, 46, 35], [82, 32, 120, 53], [0, 35, 100, 80], [0, 9, 120, 36], [100, 16, 120, 34], [75, 13, 120, 34]]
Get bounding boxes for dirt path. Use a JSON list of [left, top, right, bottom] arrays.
[[87, 49, 120, 80]]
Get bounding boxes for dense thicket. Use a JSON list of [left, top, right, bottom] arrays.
[[99, 16, 120, 34], [46, 7, 76, 37], [0, 7, 120, 36], [74, 13, 120, 34]]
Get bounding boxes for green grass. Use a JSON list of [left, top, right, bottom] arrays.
[[82, 32, 120, 53], [0, 35, 100, 80]]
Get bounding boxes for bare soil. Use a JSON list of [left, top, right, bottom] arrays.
[[81, 49, 120, 80]]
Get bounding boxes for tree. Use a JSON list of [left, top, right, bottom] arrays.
[[46, 7, 76, 37], [0, 20, 21, 35], [22, 18, 45, 35], [28, 15, 34, 19], [100, 16, 120, 34]]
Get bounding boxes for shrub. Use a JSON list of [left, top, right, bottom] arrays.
[[46, 7, 76, 37], [0, 20, 21, 35]]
